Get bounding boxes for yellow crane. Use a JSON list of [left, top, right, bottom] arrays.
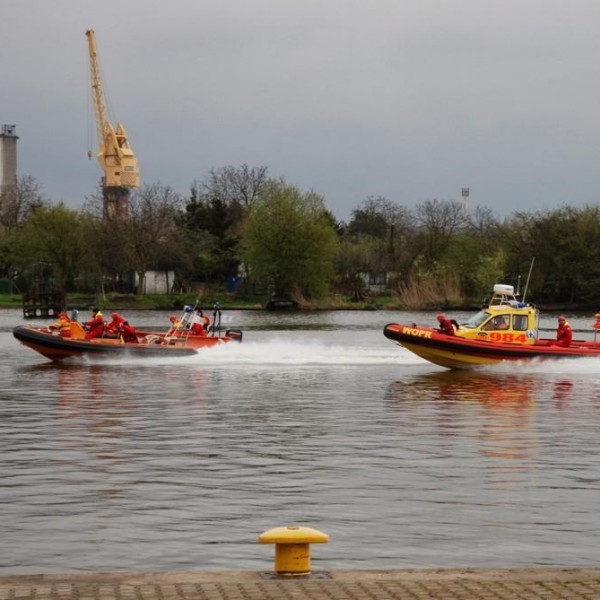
[[85, 28, 139, 220]]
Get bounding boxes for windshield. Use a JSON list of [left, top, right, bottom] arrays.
[[461, 309, 490, 329]]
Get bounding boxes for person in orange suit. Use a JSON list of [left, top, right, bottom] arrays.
[[49, 311, 71, 334]]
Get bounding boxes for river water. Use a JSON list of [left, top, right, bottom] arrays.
[[1, 308, 599, 574]]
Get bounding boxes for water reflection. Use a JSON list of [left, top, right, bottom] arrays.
[[387, 370, 536, 406], [3, 317, 600, 573], [386, 371, 539, 485], [552, 378, 574, 407]]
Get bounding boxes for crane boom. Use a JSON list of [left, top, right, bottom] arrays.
[[86, 29, 139, 192]]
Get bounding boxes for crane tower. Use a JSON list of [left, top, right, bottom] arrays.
[[86, 29, 139, 220]]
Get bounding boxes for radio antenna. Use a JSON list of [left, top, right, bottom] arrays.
[[522, 257, 535, 302]]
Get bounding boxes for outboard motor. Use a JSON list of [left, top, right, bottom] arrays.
[[225, 328, 243, 343]]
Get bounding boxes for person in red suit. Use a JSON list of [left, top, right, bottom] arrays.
[[436, 313, 456, 336], [105, 312, 125, 335], [555, 315, 572, 347], [191, 310, 210, 336], [119, 320, 138, 343], [84, 310, 104, 340]]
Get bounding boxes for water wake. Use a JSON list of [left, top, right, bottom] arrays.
[[69, 338, 419, 369], [483, 356, 600, 377]]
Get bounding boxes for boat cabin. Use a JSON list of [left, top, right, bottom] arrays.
[[456, 284, 539, 344]]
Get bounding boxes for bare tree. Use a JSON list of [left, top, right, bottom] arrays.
[[0, 175, 47, 229], [348, 195, 411, 238], [467, 204, 501, 238], [194, 164, 269, 208], [414, 199, 467, 267], [126, 183, 184, 295], [345, 195, 414, 287]]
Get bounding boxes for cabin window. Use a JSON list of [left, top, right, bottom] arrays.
[[513, 315, 528, 331], [483, 315, 510, 330], [462, 310, 490, 329]]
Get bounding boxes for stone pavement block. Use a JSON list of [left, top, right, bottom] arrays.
[[1, 568, 600, 600]]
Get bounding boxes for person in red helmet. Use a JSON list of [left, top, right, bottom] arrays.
[[105, 312, 125, 335], [436, 313, 457, 336], [166, 315, 183, 336], [119, 320, 138, 343], [84, 310, 104, 340], [49, 310, 71, 334], [191, 310, 210, 336], [555, 315, 572, 347]]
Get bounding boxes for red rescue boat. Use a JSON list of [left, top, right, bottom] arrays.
[[13, 303, 242, 362], [384, 284, 600, 370]]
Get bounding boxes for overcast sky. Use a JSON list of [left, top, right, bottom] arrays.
[[3, 0, 600, 222]]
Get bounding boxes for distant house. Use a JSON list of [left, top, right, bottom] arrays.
[[360, 272, 388, 294], [135, 271, 174, 294]]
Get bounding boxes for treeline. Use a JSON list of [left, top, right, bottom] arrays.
[[1, 166, 600, 308]]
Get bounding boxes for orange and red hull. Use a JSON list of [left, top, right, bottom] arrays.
[[384, 323, 600, 370], [13, 325, 242, 362]]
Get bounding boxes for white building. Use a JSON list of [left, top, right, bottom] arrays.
[[135, 270, 175, 294]]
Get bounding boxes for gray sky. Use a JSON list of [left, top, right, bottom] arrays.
[[3, 0, 600, 222]]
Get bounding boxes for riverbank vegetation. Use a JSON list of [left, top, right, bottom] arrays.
[[2, 167, 600, 311]]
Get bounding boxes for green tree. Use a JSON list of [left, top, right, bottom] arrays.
[[336, 235, 379, 301], [0, 175, 49, 281], [440, 205, 506, 298], [15, 203, 91, 290], [241, 182, 339, 300], [504, 206, 600, 304], [0, 227, 20, 281], [184, 165, 269, 283], [345, 196, 414, 293]]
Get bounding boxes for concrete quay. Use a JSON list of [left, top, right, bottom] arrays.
[[1, 567, 600, 600]]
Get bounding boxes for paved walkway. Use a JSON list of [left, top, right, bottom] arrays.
[[1, 567, 600, 600]]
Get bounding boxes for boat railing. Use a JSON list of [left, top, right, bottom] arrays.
[[489, 294, 528, 308], [487, 283, 531, 308]]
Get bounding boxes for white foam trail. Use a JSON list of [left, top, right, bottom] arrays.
[[193, 339, 407, 366], [75, 338, 420, 368], [71, 340, 600, 376], [482, 356, 600, 376]]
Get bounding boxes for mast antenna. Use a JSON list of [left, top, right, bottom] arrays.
[[522, 257, 535, 303]]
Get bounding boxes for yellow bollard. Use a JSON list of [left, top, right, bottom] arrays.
[[258, 524, 329, 576]]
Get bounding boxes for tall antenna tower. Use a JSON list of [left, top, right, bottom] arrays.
[[461, 187, 470, 216]]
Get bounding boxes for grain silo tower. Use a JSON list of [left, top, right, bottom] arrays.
[[0, 124, 18, 190]]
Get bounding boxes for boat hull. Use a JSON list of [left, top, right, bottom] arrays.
[[384, 323, 600, 370], [13, 325, 240, 362]]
